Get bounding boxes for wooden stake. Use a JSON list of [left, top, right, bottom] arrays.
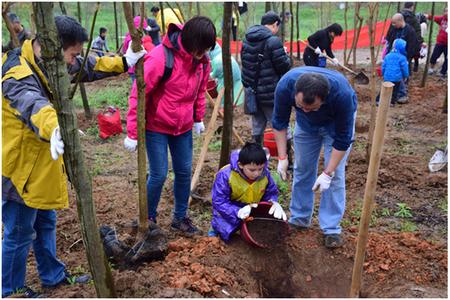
[[189, 89, 225, 203], [349, 82, 394, 298], [123, 2, 148, 235], [33, 3, 116, 297], [421, 2, 435, 88]]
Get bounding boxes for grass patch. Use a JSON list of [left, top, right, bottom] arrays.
[[270, 171, 290, 209], [394, 202, 413, 218], [438, 197, 448, 213], [400, 220, 418, 232], [208, 139, 222, 152], [391, 137, 415, 155], [72, 80, 131, 110]]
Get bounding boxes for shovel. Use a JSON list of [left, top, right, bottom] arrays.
[[299, 40, 370, 85]]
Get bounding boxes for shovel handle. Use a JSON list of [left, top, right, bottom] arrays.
[[299, 40, 358, 75]]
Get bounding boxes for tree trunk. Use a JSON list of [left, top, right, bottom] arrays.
[[366, 3, 380, 162], [174, 2, 186, 22], [289, 1, 294, 61], [234, 3, 240, 62], [397, 2, 401, 12], [32, 3, 116, 297], [375, 3, 392, 61], [344, 3, 348, 65], [421, 2, 435, 88], [2, 3, 20, 49], [123, 2, 148, 235], [160, 2, 166, 35], [59, 2, 67, 15], [265, 2, 271, 12], [296, 2, 300, 60], [219, 2, 234, 169], [196, 2, 200, 16], [281, 2, 286, 44], [114, 2, 119, 51]]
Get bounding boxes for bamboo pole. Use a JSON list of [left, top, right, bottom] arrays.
[[296, 2, 300, 60], [33, 3, 116, 297], [421, 2, 435, 88], [2, 3, 20, 49], [190, 89, 225, 203], [219, 2, 234, 169], [114, 2, 119, 51], [123, 2, 148, 235], [349, 82, 394, 298]]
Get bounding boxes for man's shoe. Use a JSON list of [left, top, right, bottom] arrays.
[[288, 222, 309, 231], [4, 287, 46, 298], [396, 96, 409, 104], [171, 217, 202, 236], [324, 234, 344, 248], [42, 272, 91, 289]]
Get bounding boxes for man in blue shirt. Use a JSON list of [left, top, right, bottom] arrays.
[[272, 66, 357, 248]]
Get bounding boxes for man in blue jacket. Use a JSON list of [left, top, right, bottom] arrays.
[[272, 66, 357, 248]]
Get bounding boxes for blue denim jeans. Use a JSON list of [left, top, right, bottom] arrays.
[[290, 123, 353, 235], [2, 201, 66, 297], [398, 78, 408, 98], [145, 130, 193, 220]]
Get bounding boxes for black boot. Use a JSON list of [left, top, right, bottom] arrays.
[[287, 139, 294, 171], [252, 135, 263, 146]]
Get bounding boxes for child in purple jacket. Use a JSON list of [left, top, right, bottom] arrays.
[[209, 142, 286, 241]]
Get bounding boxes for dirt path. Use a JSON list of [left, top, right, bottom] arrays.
[[22, 68, 447, 298]]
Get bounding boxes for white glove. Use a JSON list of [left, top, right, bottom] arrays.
[[420, 46, 428, 58], [331, 57, 339, 66], [314, 47, 322, 55], [193, 122, 205, 135], [124, 43, 147, 68], [50, 126, 64, 160], [268, 201, 287, 221], [277, 157, 289, 181], [284, 46, 288, 53], [124, 136, 137, 152], [237, 203, 258, 220], [312, 172, 333, 192], [145, 25, 152, 31]]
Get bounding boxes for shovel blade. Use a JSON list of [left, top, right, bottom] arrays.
[[354, 72, 370, 85]]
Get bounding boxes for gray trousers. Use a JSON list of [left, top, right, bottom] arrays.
[[252, 105, 292, 138]]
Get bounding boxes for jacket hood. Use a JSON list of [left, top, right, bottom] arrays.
[[133, 16, 148, 29], [393, 38, 407, 56], [209, 42, 222, 60], [245, 25, 273, 43]]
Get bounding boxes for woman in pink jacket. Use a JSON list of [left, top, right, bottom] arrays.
[[124, 17, 216, 235]]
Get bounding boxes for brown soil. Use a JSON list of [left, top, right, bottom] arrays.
[[23, 67, 447, 298]]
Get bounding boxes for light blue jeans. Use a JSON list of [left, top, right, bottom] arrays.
[[2, 201, 66, 297], [289, 123, 353, 235]]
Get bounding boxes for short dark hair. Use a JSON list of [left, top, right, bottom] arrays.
[[238, 142, 267, 166], [261, 11, 281, 26], [326, 23, 343, 36], [181, 16, 216, 55], [151, 6, 160, 13], [55, 15, 88, 49], [404, 2, 415, 9], [100, 27, 107, 34], [295, 72, 330, 105]]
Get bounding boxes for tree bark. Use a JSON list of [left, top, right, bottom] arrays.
[[265, 2, 271, 12], [160, 2, 166, 35], [421, 2, 435, 88], [114, 2, 119, 51], [32, 3, 116, 297], [123, 2, 148, 235], [344, 3, 348, 65], [296, 2, 300, 60], [219, 3, 234, 169], [281, 2, 286, 44], [289, 1, 294, 61], [196, 2, 201, 16], [2, 3, 20, 49]]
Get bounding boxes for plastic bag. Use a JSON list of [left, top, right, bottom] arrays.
[[428, 145, 447, 172], [97, 106, 123, 139]]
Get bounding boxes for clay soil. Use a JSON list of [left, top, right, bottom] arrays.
[[23, 66, 447, 297]]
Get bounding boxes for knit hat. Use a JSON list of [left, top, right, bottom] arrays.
[[261, 11, 281, 26]]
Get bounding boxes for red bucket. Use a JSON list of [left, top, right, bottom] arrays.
[[241, 201, 290, 249], [263, 129, 278, 157], [376, 66, 382, 78], [207, 78, 218, 98]]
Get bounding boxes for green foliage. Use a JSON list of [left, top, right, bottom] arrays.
[[208, 140, 222, 152], [270, 171, 290, 209], [66, 276, 77, 285], [352, 140, 367, 152], [438, 197, 448, 213], [400, 220, 417, 232], [381, 207, 391, 217], [72, 80, 131, 110], [72, 265, 87, 275], [86, 125, 99, 137], [394, 203, 413, 218]]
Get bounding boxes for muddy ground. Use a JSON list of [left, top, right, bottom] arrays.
[[23, 61, 447, 298]]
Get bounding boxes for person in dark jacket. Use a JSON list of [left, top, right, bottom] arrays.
[[241, 11, 291, 145], [146, 18, 161, 46], [385, 13, 418, 104], [303, 23, 343, 67], [2, 13, 32, 53], [401, 2, 424, 72]]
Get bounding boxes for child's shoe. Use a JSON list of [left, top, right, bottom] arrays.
[[207, 226, 218, 237]]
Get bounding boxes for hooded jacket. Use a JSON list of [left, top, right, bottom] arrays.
[[2, 39, 127, 209], [382, 39, 410, 82], [126, 24, 210, 139], [241, 25, 291, 106], [211, 150, 279, 241], [401, 9, 424, 44], [155, 8, 184, 31], [209, 43, 244, 106], [386, 23, 419, 60]]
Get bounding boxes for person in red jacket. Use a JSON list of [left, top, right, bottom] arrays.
[[426, 7, 448, 77], [124, 17, 216, 236]]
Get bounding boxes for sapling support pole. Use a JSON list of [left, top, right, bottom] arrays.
[[349, 82, 394, 298], [33, 2, 116, 297], [421, 2, 435, 88], [189, 89, 225, 204], [2, 3, 19, 49], [123, 2, 148, 235]]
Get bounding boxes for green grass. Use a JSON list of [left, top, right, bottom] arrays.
[[270, 171, 290, 209], [394, 202, 413, 218], [438, 197, 448, 213], [208, 139, 222, 152], [4, 2, 446, 51], [400, 220, 418, 232], [72, 80, 131, 110]]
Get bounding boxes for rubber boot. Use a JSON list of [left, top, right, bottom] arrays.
[[253, 135, 263, 146], [287, 139, 294, 171]]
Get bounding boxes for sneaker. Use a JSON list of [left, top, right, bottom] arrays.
[[4, 287, 45, 298], [171, 217, 202, 236], [42, 271, 91, 288], [428, 69, 435, 75], [396, 96, 409, 104], [324, 234, 344, 248]]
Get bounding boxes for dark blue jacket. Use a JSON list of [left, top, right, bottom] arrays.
[[146, 18, 161, 46], [272, 67, 357, 151], [382, 39, 409, 82]]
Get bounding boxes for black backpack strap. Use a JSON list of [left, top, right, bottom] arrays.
[[161, 45, 174, 82]]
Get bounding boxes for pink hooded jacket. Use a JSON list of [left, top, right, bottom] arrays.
[[123, 16, 154, 75], [126, 23, 210, 138]]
